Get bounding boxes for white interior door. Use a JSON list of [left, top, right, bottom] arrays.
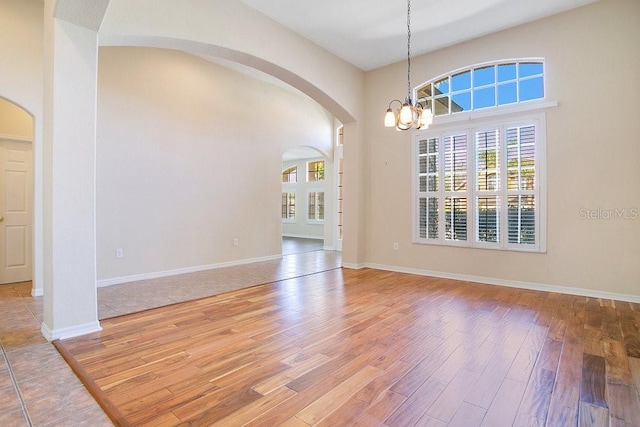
[[0, 139, 32, 284]]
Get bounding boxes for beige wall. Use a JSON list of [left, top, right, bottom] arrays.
[[99, 0, 364, 124], [0, 0, 43, 116], [3, 0, 637, 300], [0, 0, 43, 294], [363, 0, 640, 297], [98, 0, 367, 266], [0, 98, 32, 138], [97, 47, 334, 282]]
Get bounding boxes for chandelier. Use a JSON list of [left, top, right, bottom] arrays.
[[384, 0, 433, 131]]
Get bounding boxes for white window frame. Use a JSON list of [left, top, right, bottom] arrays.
[[307, 160, 325, 182], [307, 189, 325, 224], [282, 166, 298, 183], [281, 190, 296, 223], [417, 58, 546, 117], [413, 109, 548, 253]]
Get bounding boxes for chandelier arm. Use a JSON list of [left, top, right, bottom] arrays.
[[387, 99, 403, 110]]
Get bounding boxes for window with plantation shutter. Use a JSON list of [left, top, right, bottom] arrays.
[[476, 129, 500, 244], [281, 192, 295, 220], [443, 134, 468, 241], [414, 114, 545, 252], [418, 137, 439, 239], [308, 191, 325, 222], [506, 125, 536, 245]]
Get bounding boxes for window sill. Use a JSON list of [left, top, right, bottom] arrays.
[[426, 100, 558, 129], [412, 239, 546, 254]]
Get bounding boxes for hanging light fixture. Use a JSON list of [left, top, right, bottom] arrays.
[[384, 0, 433, 131]]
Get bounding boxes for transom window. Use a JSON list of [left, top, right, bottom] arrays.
[[417, 60, 544, 116], [414, 114, 545, 252], [282, 166, 297, 183], [307, 160, 325, 182]]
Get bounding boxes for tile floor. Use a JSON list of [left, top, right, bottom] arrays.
[[0, 282, 112, 426], [98, 245, 341, 319], [0, 241, 340, 426], [281, 236, 324, 255]]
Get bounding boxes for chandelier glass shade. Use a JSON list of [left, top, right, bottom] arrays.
[[384, 0, 433, 131], [384, 98, 433, 131]]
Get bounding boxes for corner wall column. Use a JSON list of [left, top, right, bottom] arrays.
[[341, 121, 366, 268], [41, 0, 101, 340]]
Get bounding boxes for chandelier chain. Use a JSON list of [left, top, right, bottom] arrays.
[[384, 0, 432, 130], [406, 0, 412, 102]]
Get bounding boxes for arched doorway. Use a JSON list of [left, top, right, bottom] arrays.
[[281, 146, 331, 255], [0, 97, 34, 284]]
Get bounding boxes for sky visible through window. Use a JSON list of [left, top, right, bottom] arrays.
[[418, 61, 544, 115]]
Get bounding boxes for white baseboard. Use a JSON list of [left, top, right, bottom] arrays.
[[0, 134, 32, 143], [342, 262, 367, 270], [41, 321, 102, 341], [282, 234, 324, 240], [97, 254, 282, 287], [31, 287, 43, 297], [366, 263, 640, 303]]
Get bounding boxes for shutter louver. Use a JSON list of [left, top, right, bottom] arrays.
[[418, 138, 439, 240], [445, 197, 467, 241], [507, 125, 536, 245], [444, 134, 468, 241], [476, 129, 500, 243], [415, 119, 540, 251]]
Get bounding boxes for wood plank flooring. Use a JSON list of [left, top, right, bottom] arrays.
[[54, 268, 640, 426]]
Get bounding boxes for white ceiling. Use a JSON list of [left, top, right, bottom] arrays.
[[239, 0, 599, 71]]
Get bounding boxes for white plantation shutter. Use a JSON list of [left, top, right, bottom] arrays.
[[417, 138, 440, 240], [506, 125, 536, 245], [308, 191, 325, 221], [414, 115, 543, 252], [475, 129, 500, 243], [445, 196, 467, 240], [444, 134, 468, 241], [281, 192, 295, 219]]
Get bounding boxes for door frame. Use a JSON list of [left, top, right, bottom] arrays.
[[0, 136, 33, 284]]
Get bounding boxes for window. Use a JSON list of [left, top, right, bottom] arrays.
[[415, 115, 545, 252], [417, 60, 544, 116], [281, 192, 295, 220], [282, 166, 297, 183], [336, 125, 345, 247], [308, 191, 325, 221], [337, 158, 343, 240], [307, 160, 325, 182]]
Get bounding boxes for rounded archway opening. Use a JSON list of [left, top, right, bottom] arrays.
[[281, 146, 331, 255], [0, 96, 34, 286]]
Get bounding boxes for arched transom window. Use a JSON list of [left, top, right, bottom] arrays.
[[282, 166, 297, 183], [416, 60, 544, 116]]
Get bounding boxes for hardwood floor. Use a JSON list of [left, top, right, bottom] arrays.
[[55, 268, 640, 426]]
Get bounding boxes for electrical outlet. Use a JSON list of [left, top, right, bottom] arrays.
[[116, 248, 124, 258], [233, 238, 239, 246], [393, 242, 399, 251]]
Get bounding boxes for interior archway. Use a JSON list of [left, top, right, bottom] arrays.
[[281, 146, 332, 255], [0, 97, 35, 286]]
